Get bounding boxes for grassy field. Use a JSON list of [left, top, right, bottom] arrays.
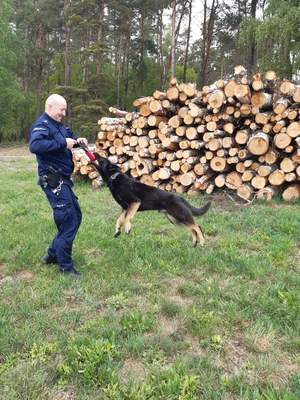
[[0, 157, 300, 400]]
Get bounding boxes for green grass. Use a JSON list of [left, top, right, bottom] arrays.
[[0, 157, 300, 399]]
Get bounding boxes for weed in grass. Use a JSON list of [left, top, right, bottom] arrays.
[[160, 299, 182, 318], [105, 292, 129, 310], [58, 338, 119, 387], [120, 311, 155, 337]]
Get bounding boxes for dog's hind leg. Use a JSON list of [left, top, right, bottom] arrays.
[[115, 209, 126, 237], [194, 224, 205, 246], [197, 225, 205, 246], [124, 202, 140, 234], [185, 223, 205, 247]]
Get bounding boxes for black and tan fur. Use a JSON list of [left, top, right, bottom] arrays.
[[93, 154, 211, 246]]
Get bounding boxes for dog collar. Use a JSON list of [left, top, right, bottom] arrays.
[[109, 172, 120, 181]]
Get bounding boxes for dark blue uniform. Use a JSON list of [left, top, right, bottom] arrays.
[[29, 113, 82, 272]]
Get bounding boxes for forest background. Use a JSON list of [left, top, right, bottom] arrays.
[[0, 0, 299, 142]]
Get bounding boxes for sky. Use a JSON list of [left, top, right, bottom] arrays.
[[163, 0, 204, 44]]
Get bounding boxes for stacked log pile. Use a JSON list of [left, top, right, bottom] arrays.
[[75, 66, 300, 201]]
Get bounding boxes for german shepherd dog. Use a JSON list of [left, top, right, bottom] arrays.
[[93, 154, 211, 246]]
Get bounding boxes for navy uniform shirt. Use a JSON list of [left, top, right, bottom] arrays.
[[29, 112, 77, 178]]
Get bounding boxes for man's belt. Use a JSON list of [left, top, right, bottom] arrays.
[[38, 166, 71, 192]]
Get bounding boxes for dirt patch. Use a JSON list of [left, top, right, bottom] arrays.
[[163, 276, 193, 306], [118, 357, 148, 384], [211, 191, 251, 213], [270, 358, 300, 388], [158, 316, 180, 336], [221, 336, 250, 376], [184, 333, 207, 357], [17, 270, 34, 280], [0, 144, 33, 158], [0, 270, 34, 286], [53, 389, 75, 400], [0, 275, 14, 285]]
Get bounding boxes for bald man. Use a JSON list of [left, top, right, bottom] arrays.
[[29, 94, 87, 276]]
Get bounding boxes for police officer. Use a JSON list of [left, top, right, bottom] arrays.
[[29, 94, 87, 276]]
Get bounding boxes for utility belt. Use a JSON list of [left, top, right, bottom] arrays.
[[38, 166, 71, 195]]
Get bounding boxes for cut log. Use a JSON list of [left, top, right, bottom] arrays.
[[166, 86, 179, 101], [251, 175, 267, 189], [237, 184, 254, 201], [292, 86, 300, 103], [157, 167, 171, 180], [224, 80, 237, 98], [251, 92, 272, 109], [234, 84, 251, 103], [252, 73, 264, 91], [273, 133, 292, 149], [255, 112, 271, 125], [286, 122, 300, 138], [214, 174, 226, 188], [268, 169, 285, 186], [140, 175, 155, 186], [256, 186, 277, 201], [282, 184, 300, 201], [180, 172, 195, 187], [247, 132, 269, 155], [225, 171, 242, 189], [168, 115, 182, 128], [273, 98, 290, 114], [207, 90, 225, 108], [210, 157, 227, 172], [235, 129, 250, 145], [242, 170, 255, 182], [153, 90, 166, 100], [265, 70, 276, 81], [280, 80, 295, 95], [285, 172, 297, 182], [257, 164, 276, 177], [280, 158, 296, 173]]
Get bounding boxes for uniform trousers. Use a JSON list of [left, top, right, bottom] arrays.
[[42, 181, 82, 271]]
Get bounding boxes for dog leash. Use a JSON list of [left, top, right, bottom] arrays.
[[76, 142, 97, 163]]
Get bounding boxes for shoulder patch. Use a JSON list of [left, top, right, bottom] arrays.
[[32, 127, 48, 132]]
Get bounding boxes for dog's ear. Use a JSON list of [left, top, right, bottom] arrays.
[[93, 153, 105, 163]]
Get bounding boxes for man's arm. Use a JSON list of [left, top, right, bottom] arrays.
[[65, 126, 88, 147], [29, 124, 67, 154]]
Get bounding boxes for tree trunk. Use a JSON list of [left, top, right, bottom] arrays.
[[63, 0, 70, 86], [183, 0, 192, 81], [95, 0, 104, 76], [82, 29, 90, 84], [171, 0, 176, 78], [198, 0, 218, 87], [247, 0, 258, 73]]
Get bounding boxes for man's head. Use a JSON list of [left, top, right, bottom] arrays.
[[45, 94, 67, 122]]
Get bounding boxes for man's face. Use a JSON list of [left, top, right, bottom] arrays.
[[48, 102, 67, 122]]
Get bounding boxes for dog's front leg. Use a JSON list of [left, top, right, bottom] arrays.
[[124, 202, 140, 234], [115, 209, 126, 237]]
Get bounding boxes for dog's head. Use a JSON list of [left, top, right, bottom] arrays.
[[93, 153, 120, 181]]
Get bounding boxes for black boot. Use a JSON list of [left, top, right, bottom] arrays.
[[60, 267, 81, 276], [41, 254, 57, 265]]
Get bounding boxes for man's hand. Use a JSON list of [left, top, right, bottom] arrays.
[[77, 137, 88, 146], [66, 138, 77, 150]]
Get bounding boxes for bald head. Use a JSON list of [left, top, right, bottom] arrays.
[[45, 94, 67, 122]]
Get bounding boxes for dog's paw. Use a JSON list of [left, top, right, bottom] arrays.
[[124, 226, 131, 234], [114, 231, 121, 238]]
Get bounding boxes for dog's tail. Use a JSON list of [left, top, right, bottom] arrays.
[[183, 199, 211, 216]]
